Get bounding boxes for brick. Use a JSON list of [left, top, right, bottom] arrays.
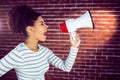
[[0, 0, 120, 80]]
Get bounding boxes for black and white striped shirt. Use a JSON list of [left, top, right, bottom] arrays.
[[0, 43, 78, 80]]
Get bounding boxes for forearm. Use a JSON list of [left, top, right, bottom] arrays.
[[0, 50, 22, 77], [62, 46, 78, 72], [48, 46, 78, 72], [0, 61, 10, 77]]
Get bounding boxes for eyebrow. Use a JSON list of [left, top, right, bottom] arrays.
[[40, 21, 44, 23]]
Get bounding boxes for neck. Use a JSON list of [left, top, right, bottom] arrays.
[[24, 37, 39, 52]]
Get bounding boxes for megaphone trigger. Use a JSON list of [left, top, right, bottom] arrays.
[[71, 31, 76, 40]]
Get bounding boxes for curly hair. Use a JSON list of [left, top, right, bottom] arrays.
[[8, 5, 41, 36]]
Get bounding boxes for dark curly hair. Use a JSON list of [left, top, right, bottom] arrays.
[[8, 5, 41, 36]]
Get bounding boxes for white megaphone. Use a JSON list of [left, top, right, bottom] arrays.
[[60, 10, 94, 40]]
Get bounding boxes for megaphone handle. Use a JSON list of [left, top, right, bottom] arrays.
[[71, 32, 76, 40]]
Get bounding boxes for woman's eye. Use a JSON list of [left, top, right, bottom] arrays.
[[40, 21, 46, 26], [40, 23, 44, 25], [41, 22, 45, 25]]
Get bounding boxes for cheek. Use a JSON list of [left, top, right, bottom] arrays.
[[39, 28, 44, 34], [35, 27, 44, 36]]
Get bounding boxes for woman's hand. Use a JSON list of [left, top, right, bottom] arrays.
[[69, 32, 81, 48]]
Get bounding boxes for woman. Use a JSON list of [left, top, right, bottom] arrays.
[[0, 5, 80, 80]]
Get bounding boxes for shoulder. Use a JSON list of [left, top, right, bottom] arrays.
[[39, 45, 50, 51], [2, 43, 24, 61], [15, 42, 27, 51], [39, 45, 54, 55], [8, 43, 25, 57]]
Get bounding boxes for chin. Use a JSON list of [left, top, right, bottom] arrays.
[[39, 38, 46, 42], [42, 39, 46, 42]]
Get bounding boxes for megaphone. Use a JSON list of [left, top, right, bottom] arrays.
[[60, 10, 94, 40]]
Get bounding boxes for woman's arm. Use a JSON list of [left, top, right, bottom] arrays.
[[0, 49, 22, 77], [48, 32, 80, 72], [48, 46, 78, 72]]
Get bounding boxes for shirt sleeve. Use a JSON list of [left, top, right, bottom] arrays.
[[0, 49, 23, 77], [47, 46, 78, 72]]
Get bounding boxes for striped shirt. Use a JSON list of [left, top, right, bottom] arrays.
[[0, 43, 78, 80]]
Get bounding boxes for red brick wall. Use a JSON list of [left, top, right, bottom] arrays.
[[0, 0, 120, 80]]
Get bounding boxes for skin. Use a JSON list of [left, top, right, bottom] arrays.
[[24, 16, 81, 52]]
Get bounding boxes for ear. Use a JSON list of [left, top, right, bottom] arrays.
[[26, 26, 34, 34]]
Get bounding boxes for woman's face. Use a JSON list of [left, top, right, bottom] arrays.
[[32, 16, 48, 41]]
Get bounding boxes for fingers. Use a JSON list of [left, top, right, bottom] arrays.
[[75, 33, 80, 41], [69, 31, 81, 48], [69, 32, 80, 41]]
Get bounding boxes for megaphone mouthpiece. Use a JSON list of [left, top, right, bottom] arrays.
[[60, 21, 68, 32]]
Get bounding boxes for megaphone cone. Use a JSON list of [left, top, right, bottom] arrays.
[[60, 10, 94, 40]]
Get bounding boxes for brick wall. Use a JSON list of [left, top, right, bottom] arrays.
[[0, 0, 120, 80]]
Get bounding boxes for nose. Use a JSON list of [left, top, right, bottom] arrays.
[[45, 24, 48, 29]]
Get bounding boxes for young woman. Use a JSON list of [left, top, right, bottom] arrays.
[[0, 5, 80, 80]]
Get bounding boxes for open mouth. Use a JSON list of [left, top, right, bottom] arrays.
[[44, 31, 47, 36]]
